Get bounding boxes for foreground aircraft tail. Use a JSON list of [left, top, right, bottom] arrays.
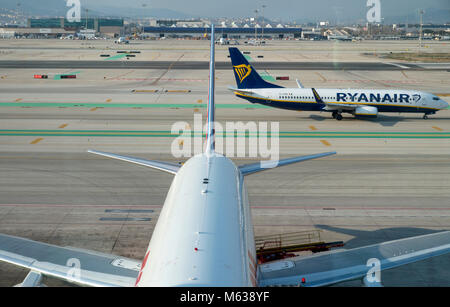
[[229, 47, 283, 89], [205, 25, 216, 155], [86, 26, 221, 170]]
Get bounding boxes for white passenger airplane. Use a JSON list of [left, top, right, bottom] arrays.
[[0, 26, 449, 287], [229, 47, 449, 120]]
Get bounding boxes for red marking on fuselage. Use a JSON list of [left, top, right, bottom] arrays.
[[248, 250, 257, 286], [135, 250, 150, 287], [248, 250, 257, 268]]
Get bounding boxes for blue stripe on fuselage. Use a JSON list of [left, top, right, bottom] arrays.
[[235, 94, 323, 111]]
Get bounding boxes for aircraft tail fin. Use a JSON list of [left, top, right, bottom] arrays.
[[229, 47, 283, 89], [205, 25, 216, 155]]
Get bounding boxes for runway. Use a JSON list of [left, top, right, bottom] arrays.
[[1, 129, 449, 138], [0, 60, 439, 71]]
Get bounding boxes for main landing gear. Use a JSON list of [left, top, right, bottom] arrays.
[[332, 111, 343, 121], [423, 111, 435, 119], [423, 111, 436, 119]]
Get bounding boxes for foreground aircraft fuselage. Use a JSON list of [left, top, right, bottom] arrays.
[[135, 153, 256, 286], [229, 47, 448, 120]]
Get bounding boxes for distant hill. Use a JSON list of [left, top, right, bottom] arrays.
[[295, 6, 450, 25], [0, 0, 191, 19], [384, 8, 450, 25], [88, 5, 192, 19], [0, 0, 67, 16]]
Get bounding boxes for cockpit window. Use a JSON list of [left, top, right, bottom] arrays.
[[433, 97, 440, 101]]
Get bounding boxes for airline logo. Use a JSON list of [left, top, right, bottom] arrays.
[[336, 92, 417, 104], [234, 64, 252, 83]]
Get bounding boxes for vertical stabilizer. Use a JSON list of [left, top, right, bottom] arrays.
[[229, 47, 283, 89], [205, 25, 216, 155]]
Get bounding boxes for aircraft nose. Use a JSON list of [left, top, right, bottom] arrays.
[[441, 100, 449, 110]]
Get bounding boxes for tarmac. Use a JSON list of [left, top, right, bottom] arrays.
[[2, 60, 448, 70], [0, 38, 449, 287]]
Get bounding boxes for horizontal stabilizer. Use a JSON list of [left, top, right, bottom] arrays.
[[228, 86, 254, 94], [88, 150, 180, 175], [239, 152, 336, 176]]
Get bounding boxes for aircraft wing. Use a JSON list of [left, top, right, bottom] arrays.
[[322, 103, 357, 111], [258, 231, 450, 287], [0, 234, 139, 287]]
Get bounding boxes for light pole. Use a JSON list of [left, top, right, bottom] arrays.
[[16, 2, 21, 25], [418, 9, 424, 53], [85, 8, 89, 29], [142, 3, 148, 35], [261, 5, 266, 40], [254, 9, 259, 41]]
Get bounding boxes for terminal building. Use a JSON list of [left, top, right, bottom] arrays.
[[142, 26, 302, 39], [0, 18, 124, 38]]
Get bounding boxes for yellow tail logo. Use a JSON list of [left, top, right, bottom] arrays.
[[233, 64, 252, 83]]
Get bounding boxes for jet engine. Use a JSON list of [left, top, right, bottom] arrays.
[[354, 106, 378, 118]]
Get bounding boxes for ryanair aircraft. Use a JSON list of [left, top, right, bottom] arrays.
[[229, 47, 448, 120]]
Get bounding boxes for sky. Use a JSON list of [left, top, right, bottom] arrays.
[[84, 0, 449, 22]]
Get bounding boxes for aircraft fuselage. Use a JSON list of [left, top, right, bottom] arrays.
[[136, 153, 257, 287], [234, 88, 448, 115]]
